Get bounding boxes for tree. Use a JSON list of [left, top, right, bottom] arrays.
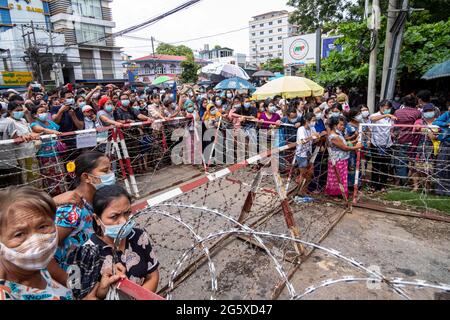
[[287, 0, 364, 33], [180, 57, 200, 84], [214, 45, 222, 50], [304, 17, 450, 89], [261, 58, 284, 73], [156, 43, 194, 59]]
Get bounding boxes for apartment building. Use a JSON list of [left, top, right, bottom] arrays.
[[248, 10, 299, 66]]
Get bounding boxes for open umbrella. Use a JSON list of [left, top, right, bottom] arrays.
[[422, 60, 450, 80], [253, 70, 275, 78], [215, 77, 255, 91], [252, 76, 324, 100], [152, 75, 172, 85], [200, 63, 250, 80]]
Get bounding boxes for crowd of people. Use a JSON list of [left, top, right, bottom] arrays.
[[0, 81, 449, 300]]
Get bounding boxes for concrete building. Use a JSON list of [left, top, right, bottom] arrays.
[[199, 45, 247, 68], [131, 54, 209, 84], [248, 10, 299, 66], [49, 0, 124, 84], [0, 0, 66, 88]]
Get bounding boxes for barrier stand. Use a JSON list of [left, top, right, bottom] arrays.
[[236, 169, 264, 223], [271, 143, 305, 256], [116, 127, 140, 198], [205, 116, 223, 173], [295, 143, 322, 196], [352, 124, 364, 205], [111, 128, 132, 195]]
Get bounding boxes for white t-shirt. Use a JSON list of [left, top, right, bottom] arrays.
[[296, 126, 316, 157], [369, 112, 393, 148]]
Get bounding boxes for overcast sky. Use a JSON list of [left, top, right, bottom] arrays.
[[111, 0, 292, 59]]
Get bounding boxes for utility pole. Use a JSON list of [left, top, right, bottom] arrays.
[[30, 21, 44, 84], [382, 0, 415, 101], [380, 0, 398, 100], [48, 25, 62, 87], [151, 36, 156, 74], [367, 0, 380, 113], [255, 44, 258, 68]]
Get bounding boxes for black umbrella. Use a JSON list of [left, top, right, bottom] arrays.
[[253, 70, 275, 78]]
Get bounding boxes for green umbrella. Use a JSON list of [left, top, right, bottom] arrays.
[[152, 76, 172, 85]]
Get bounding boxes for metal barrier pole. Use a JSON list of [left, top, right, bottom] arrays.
[[116, 128, 140, 198], [111, 128, 132, 195]]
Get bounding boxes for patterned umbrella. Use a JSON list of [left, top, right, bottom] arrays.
[[214, 77, 256, 91], [200, 63, 250, 80], [152, 75, 172, 85]]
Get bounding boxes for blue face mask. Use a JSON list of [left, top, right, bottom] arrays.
[[244, 103, 251, 109], [423, 111, 434, 119], [12, 111, 25, 120], [37, 113, 48, 122], [383, 109, 391, 115], [132, 106, 140, 111], [99, 218, 136, 240], [65, 98, 74, 105], [79, 102, 86, 108], [91, 172, 116, 190], [331, 112, 341, 118], [105, 105, 113, 113], [121, 100, 131, 107], [187, 107, 195, 114]]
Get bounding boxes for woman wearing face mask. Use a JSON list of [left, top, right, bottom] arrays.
[[325, 117, 362, 199], [4, 101, 40, 185], [30, 106, 65, 196], [327, 103, 343, 124], [48, 151, 116, 286], [369, 101, 398, 192], [203, 103, 222, 130], [295, 112, 320, 192], [258, 101, 281, 130], [0, 187, 73, 300], [410, 105, 439, 191], [67, 185, 159, 300], [75, 96, 86, 111]]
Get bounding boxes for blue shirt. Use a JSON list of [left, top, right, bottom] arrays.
[[433, 111, 450, 142], [30, 120, 60, 157], [314, 119, 327, 134]]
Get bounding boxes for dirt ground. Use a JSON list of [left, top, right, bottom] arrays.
[[132, 166, 450, 300]]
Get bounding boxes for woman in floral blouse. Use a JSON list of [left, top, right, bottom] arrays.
[[66, 185, 159, 300]]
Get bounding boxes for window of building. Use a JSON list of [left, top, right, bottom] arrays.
[[155, 64, 165, 74], [278, 19, 282, 24], [269, 46, 273, 50], [260, 47, 264, 51], [278, 45, 282, 48], [144, 64, 151, 75], [260, 39, 264, 43], [100, 50, 113, 79], [72, 0, 102, 19], [252, 25, 255, 29], [79, 49, 95, 79], [76, 23, 106, 45], [169, 64, 176, 74], [251, 32, 255, 36], [268, 38, 273, 41], [260, 31, 264, 35], [278, 28, 282, 32], [269, 30, 273, 34], [252, 40, 255, 44], [278, 52, 282, 57], [260, 23, 264, 27], [252, 48, 256, 52], [278, 36, 282, 40], [269, 22, 273, 25]]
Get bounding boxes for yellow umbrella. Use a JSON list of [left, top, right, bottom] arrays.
[[252, 76, 324, 100]]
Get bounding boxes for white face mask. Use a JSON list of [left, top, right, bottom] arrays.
[[0, 232, 58, 271], [362, 111, 370, 118]]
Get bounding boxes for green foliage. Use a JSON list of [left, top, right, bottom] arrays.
[[261, 58, 284, 73], [306, 17, 450, 88], [214, 45, 222, 50], [156, 43, 194, 59], [180, 58, 200, 84]]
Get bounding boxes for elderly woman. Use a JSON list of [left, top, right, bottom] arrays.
[[0, 186, 73, 300]]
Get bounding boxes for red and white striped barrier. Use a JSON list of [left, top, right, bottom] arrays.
[[132, 142, 297, 211]]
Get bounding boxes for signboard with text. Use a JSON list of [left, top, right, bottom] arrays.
[[283, 33, 317, 66], [322, 36, 343, 58], [0, 71, 33, 86]]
